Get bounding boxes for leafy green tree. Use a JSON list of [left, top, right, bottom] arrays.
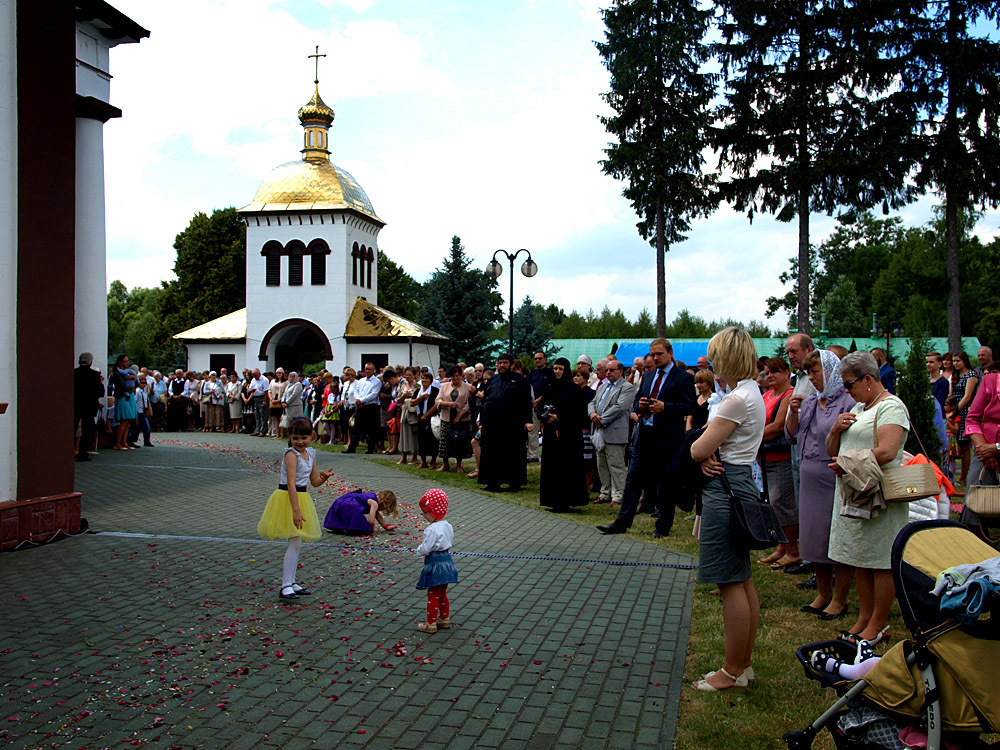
[[714, 0, 918, 334], [767, 213, 904, 325], [107, 283, 173, 369], [597, 0, 718, 336], [663, 309, 712, 338], [812, 278, 869, 338], [167, 208, 246, 331], [900, 0, 1000, 352], [376, 251, 422, 321], [871, 210, 987, 339], [897, 331, 942, 461], [510, 296, 555, 358], [420, 236, 503, 364]]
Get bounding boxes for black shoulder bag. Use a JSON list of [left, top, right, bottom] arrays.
[[720, 450, 787, 550]]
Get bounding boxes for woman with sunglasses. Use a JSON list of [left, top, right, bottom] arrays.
[[825, 351, 909, 648]]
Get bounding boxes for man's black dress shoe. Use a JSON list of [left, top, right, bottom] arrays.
[[597, 524, 628, 534], [481, 485, 501, 492], [796, 575, 817, 590], [784, 561, 813, 575], [343, 448, 356, 454]]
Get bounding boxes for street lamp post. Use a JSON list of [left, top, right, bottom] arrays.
[[487, 249, 537, 356], [872, 315, 904, 361]]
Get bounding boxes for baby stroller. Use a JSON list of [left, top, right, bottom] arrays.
[[784, 520, 1000, 750]]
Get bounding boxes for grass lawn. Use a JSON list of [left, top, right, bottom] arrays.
[[370, 455, 954, 750]]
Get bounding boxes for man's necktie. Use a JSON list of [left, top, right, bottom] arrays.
[[649, 369, 664, 402]]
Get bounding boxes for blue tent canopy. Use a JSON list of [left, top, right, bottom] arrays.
[[615, 341, 709, 366]]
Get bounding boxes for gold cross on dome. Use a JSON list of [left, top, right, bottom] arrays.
[[308, 45, 326, 85]]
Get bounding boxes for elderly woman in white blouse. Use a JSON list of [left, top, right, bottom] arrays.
[[690, 327, 766, 693]]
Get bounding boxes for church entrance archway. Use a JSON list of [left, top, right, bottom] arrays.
[[258, 318, 333, 373]]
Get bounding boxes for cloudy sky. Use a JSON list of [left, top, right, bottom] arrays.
[[104, 0, 1000, 329]]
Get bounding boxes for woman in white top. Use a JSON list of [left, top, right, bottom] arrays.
[[690, 326, 766, 692]]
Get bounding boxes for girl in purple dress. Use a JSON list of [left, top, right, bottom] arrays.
[[323, 490, 398, 535], [785, 349, 855, 620]]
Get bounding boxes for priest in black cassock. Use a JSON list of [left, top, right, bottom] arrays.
[[478, 353, 534, 492]]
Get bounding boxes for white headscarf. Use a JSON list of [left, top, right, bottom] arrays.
[[817, 349, 844, 398]]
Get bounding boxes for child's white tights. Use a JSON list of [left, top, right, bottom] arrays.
[[283, 536, 302, 590]]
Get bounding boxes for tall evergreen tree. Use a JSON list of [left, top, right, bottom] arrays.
[[510, 296, 555, 358], [899, 0, 1000, 353], [713, 0, 918, 333], [420, 236, 503, 365], [596, 0, 718, 336], [897, 331, 942, 461]]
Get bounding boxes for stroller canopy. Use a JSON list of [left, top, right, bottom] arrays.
[[862, 521, 1000, 733]]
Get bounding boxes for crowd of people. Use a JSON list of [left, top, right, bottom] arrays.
[[73, 333, 999, 694]]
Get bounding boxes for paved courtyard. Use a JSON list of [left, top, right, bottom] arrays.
[[0, 434, 696, 749]]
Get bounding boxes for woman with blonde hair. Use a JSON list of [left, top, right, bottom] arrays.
[[690, 327, 765, 692]]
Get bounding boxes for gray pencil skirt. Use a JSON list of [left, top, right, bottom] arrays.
[[698, 463, 754, 585]]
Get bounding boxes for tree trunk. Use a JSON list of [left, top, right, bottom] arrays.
[[656, 197, 666, 337], [797, 184, 810, 335], [945, 185, 962, 353], [796, 21, 810, 336], [944, 0, 962, 354]]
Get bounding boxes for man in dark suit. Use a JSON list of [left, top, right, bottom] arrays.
[[74, 352, 105, 461], [597, 338, 696, 537]]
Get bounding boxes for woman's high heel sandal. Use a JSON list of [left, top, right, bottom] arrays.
[[702, 665, 754, 686], [691, 667, 748, 693]]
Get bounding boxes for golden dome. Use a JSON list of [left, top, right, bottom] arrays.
[[240, 159, 382, 222], [298, 85, 334, 125]]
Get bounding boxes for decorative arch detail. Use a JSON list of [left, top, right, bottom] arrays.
[[258, 318, 333, 361]]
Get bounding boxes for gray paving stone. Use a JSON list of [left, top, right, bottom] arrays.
[[0, 433, 695, 749]]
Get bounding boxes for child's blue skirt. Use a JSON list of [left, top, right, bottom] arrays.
[[416, 550, 459, 590]]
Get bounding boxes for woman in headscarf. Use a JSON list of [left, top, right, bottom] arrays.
[[785, 349, 856, 620], [537, 357, 589, 510]]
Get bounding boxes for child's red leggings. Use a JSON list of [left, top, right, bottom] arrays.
[[426, 584, 449, 623]]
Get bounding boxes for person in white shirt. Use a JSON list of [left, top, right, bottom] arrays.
[[249, 368, 270, 436], [690, 326, 766, 693], [414, 489, 458, 634], [345, 362, 380, 454]]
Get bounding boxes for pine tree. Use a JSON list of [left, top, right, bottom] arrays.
[[897, 331, 942, 462], [510, 296, 555, 358], [420, 236, 503, 365], [899, 1, 1000, 353], [713, 0, 919, 333], [596, 0, 717, 336]]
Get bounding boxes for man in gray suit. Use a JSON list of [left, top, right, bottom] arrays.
[[588, 359, 636, 505]]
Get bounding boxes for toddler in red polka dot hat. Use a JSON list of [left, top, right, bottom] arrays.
[[415, 489, 459, 634]]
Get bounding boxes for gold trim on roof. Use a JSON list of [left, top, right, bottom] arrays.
[[174, 308, 247, 341], [345, 298, 448, 340]]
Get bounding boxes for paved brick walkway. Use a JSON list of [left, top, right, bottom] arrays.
[[0, 434, 695, 749]]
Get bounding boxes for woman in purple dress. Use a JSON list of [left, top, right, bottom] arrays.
[[785, 349, 855, 621], [323, 491, 398, 535]]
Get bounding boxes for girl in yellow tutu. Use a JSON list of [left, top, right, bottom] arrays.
[[257, 416, 333, 600]]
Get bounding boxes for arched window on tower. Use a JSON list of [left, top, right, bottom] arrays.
[[309, 239, 330, 285], [366, 247, 375, 289], [352, 242, 361, 286], [359, 244, 367, 288], [287, 241, 305, 286], [263, 240, 282, 286]]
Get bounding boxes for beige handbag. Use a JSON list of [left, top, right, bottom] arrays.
[[873, 401, 939, 502], [965, 467, 1000, 516]]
